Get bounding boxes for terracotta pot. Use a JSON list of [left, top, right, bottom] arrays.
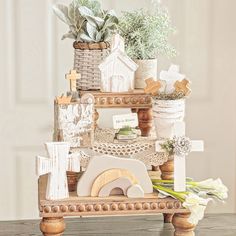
[[134, 59, 158, 89], [152, 99, 185, 139], [67, 172, 79, 192]]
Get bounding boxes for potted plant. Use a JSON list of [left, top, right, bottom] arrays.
[[144, 65, 190, 139], [53, 0, 119, 90], [119, 3, 176, 89]]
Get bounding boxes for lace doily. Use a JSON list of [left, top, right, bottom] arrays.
[[71, 128, 169, 169]]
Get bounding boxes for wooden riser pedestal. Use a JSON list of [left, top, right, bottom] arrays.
[[38, 175, 195, 236]]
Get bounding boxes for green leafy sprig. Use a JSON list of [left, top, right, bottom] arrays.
[[53, 0, 118, 42]]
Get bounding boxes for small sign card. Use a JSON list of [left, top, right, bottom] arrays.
[[113, 113, 138, 129]]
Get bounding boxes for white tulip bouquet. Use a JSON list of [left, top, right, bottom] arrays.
[[152, 178, 228, 224]]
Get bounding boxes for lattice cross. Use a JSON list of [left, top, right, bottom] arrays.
[[155, 122, 204, 192]]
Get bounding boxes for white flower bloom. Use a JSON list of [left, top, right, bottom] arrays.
[[157, 189, 177, 199], [197, 178, 228, 200], [183, 193, 211, 225]]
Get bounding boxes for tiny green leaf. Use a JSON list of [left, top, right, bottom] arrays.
[[86, 22, 97, 40]]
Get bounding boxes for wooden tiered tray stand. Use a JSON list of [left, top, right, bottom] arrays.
[[39, 90, 195, 235]]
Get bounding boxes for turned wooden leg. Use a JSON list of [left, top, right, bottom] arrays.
[[152, 165, 159, 171], [163, 213, 173, 223], [138, 108, 153, 137], [93, 108, 99, 129], [131, 108, 138, 113], [159, 159, 174, 180], [160, 159, 174, 223], [172, 213, 195, 236], [40, 217, 65, 236]]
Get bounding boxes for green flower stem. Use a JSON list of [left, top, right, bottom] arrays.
[[152, 179, 174, 184], [153, 184, 187, 202], [152, 179, 199, 187]]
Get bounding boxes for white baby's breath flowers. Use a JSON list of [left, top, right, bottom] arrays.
[[183, 193, 211, 225]]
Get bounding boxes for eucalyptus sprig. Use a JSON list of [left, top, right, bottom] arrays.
[[53, 0, 118, 42]]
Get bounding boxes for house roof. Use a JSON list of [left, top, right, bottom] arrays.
[[99, 48, 138, 72]]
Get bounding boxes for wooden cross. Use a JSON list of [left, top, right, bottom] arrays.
[[65, 70, 80, 92], [174, 79, 191, 96], [36, 142, 80, 200], [144, 78, 162, 95], [155, 122, 204, 192], [55, 94, 72, 105]]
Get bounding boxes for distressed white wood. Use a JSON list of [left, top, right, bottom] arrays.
[[36, 142, 80, 200], [99, 34, 138, 92], [127, 184, 145, 198], [174, 155, 186, 192], [155, 121, 204, 192], [77, 155, 153, 196], [68, 153, 81, 172], [55, 93, 94, 148], [98, 177, 133, 197]]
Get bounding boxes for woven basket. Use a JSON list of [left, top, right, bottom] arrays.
[[73, 41, 110, 90]]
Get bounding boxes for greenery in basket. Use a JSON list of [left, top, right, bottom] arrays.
[[118, 3, 176, 60], [53, 0, 118, 42], [152, 91, 186, 100]]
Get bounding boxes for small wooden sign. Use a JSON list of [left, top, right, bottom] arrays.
[[113, 113, 138, 129], [54, 93, 94, 148]]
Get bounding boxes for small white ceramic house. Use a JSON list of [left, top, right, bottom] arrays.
[[99, 34, 138, 93]]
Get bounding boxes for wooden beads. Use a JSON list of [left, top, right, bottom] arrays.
[[91, 93, 152, 108], [41, 199, 184, 217], [119, 203, 126, 211]]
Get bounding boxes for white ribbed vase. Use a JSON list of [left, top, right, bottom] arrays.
[[134, 59, 158, 89], [152, 99, 185, 139]]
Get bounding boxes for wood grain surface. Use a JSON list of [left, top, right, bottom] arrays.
[[0, 214, 235, 236]]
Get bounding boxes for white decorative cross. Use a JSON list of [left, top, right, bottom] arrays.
[[155, 122, 204, 192], [36, 142, 80, 200], [111, 33, 125, 52], [160, 64, 185, 94]]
